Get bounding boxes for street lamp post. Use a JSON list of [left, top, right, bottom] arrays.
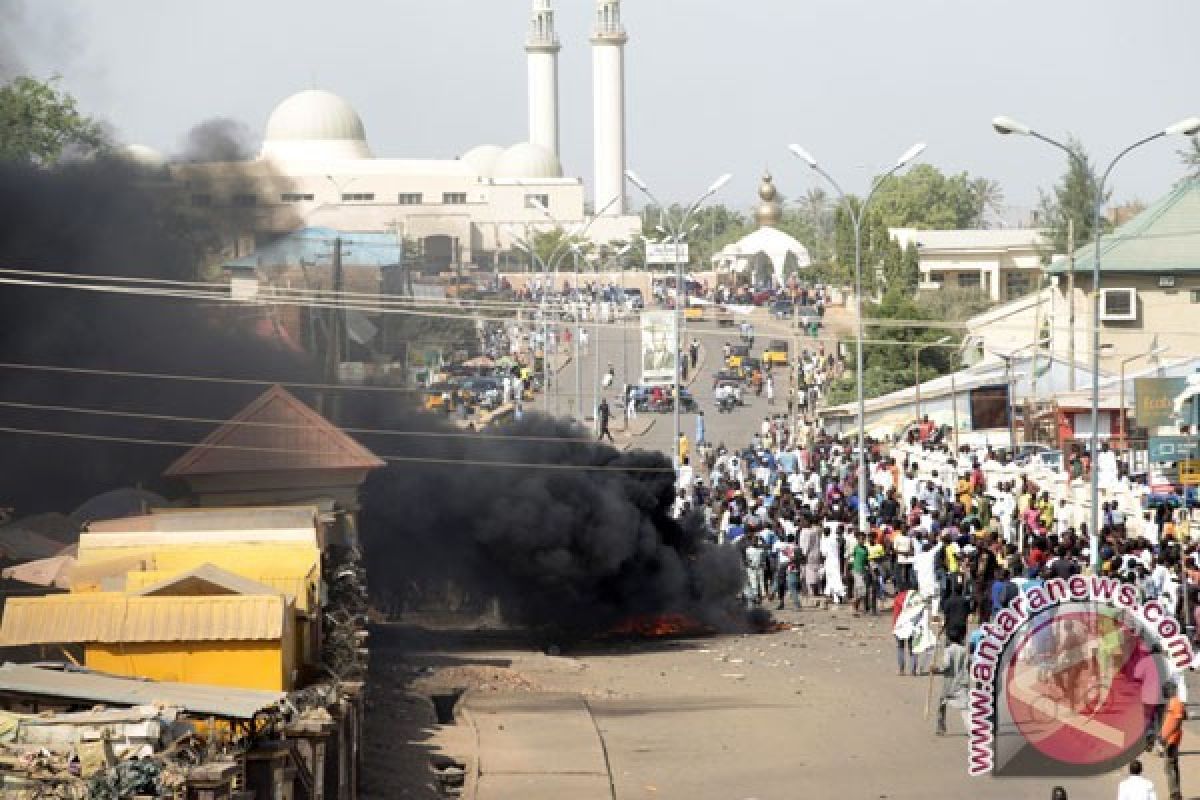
[[1119, 344, 1169, 449], [519, 195, 623, 420], [788, 141, 927, 535], [914, 336, 953, 422], [992, 114, 1200, 569], [508, 227, 586, 414], [625, 170, 732, 467]]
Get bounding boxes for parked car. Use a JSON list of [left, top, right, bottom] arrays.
[[770, 300, 795, 320], [622, 288, 645, 310]]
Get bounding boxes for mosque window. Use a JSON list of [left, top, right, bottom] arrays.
[[525, 194, 550, 211], [342, 193, 375, 202], [398, 193, 423, 205], [232, 194, 257, 207], [281, 193, 315, 203], [443, 193, 468, 205], [190, 194, 212, 208]]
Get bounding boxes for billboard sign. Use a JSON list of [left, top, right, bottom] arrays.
[[640, 311, 677, 386], [646, 242, 690, 265], [1135, 377, 1198, 428], [1148, 436, 1200, 463]]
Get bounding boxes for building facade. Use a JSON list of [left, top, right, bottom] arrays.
[[891, 227, 1051, 303]]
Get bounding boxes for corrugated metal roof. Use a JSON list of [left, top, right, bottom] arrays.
[[0, 663, 283, 719], [87, 506, 318, 535], [0, 594, 286, 646], [131, 563, 283, 598], [1049, 178, 1200, 274], [164, 385, 384, 477]]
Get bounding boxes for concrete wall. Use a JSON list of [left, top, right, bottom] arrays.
[[1051, 272, 1200, 373]]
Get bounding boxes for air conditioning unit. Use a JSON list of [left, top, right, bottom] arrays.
[[1100, 288, 1137, 322]]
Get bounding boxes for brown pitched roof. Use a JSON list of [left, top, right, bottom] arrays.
[[164, 385, 384, 477]]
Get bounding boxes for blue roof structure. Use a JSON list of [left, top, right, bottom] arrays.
[[226, 227, 403, 271]]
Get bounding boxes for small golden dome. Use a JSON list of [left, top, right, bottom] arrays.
[[754, 173, 783, 227]]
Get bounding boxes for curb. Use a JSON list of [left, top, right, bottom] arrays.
[[455, 690, 482, 800]]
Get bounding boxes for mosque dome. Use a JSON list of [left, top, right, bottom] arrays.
[[754, 172, 784, 227], [260, 89, 372, 161], [462, 144, 505, 178], [120, 144, 169, 169], [493, 142, 563, 180]]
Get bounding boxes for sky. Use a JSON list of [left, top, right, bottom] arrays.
[[7, 0, 1200, 216]]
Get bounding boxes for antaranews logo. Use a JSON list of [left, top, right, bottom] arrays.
[[968, 575, 1194, 777]]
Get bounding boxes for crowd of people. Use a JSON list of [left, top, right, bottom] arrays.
[[670, 411, 1197, 798]]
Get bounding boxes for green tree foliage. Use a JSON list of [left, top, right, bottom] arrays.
[[1037, 137, 1110, 256], [869, 164, 980, 229], [968, 177, 1006, 228], [0, 75, 106, 165], [638, 203, 750, 268], [825, 291, 960, 404]]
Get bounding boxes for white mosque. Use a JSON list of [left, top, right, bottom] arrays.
[[160, 0, 640, 271]]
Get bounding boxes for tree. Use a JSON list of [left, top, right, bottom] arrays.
[[968, 177, 1006, 228], [869, 164, 980, 230], [1037, 137, 1110, 256], [0, 75, 106, 166], [1180, 136, 1200, 179]]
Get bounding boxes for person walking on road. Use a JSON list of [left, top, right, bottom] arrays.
[[766, 374, 776, 405], [597, 399, 614, 442], [695, 411, 706, 446], [1116, 760, 1157, 800], [678, 432, 690, 465], [1158, 680, 1185, 800]]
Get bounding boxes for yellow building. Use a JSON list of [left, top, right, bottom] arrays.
[[0, 573, 297, 691]]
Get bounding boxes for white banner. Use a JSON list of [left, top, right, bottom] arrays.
[[640, 311, 678, 386], [646, 242, 690, 265]]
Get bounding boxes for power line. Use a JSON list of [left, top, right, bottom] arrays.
[[0, 398, 606, 444], [0, 425, 672, 473]]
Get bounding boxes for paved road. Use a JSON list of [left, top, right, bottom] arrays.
[[544, 305, 846, 459]]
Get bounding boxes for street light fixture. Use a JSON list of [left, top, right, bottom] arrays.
[[787, 140, 927, 535], [625, 169, 733, 468], [992, 113, 1198, 569]]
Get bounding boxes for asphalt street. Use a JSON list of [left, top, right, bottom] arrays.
[[545, 305, 837, 458]]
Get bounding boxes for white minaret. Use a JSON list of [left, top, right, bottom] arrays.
[[526, 0, 561, 159], [592, 0, 628, 216]]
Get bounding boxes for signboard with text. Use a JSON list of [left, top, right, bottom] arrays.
[[646, 242, 690, 265], [1136, 377, 1194, 428], [1148, 436, 1200, 463]]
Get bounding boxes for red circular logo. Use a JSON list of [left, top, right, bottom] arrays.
[[1003, 606, 1162, 768]]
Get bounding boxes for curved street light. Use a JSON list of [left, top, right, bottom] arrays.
[[991, 114, 1200, 569], [624, 170, 733, 467], [787, 141, 927, 535]]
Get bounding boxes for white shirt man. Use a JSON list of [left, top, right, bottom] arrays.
[[1116, 761, 1157, 800]]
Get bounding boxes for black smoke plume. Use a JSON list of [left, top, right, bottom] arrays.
[[357, 411, 744, 639], [0, 149, 310, 513], [178, 118, 254, 163]]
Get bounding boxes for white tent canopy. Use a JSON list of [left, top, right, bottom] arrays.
[[713, 226, 812, 286]]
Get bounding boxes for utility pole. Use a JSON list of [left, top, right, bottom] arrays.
[[1066, 218, 1076, 391], [321, 236, 344, 423]]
